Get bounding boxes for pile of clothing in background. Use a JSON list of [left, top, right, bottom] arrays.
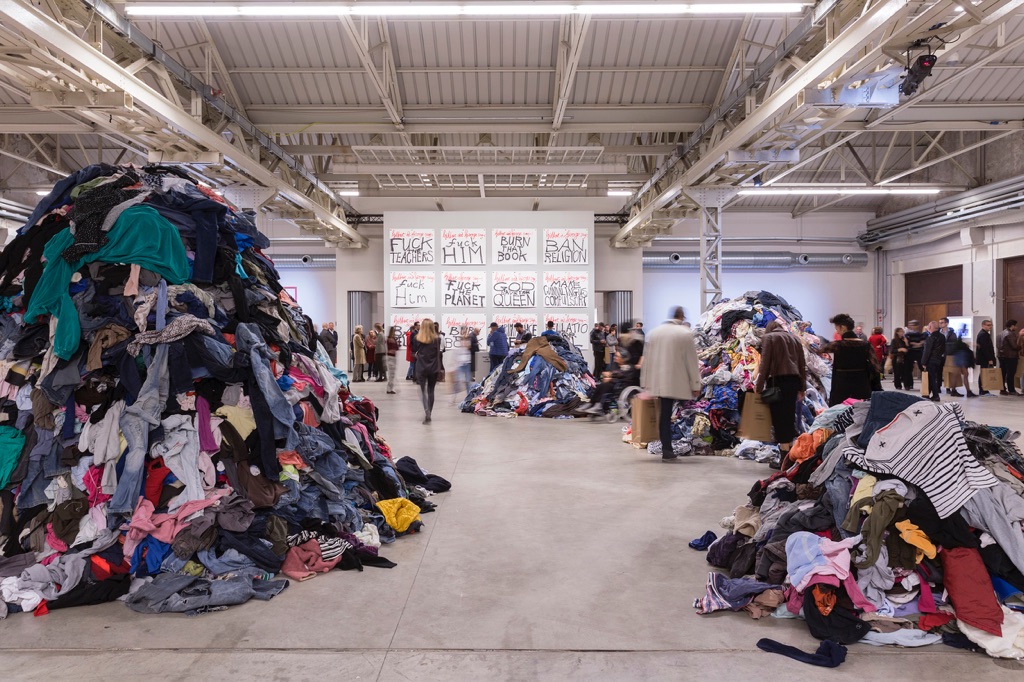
[[691, 389, 1024, 661], [460, 335, 595, 418], [0, 163, 450, 618], [628, 290, 832, 458]]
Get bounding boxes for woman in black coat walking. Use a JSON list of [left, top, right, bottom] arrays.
[[823, 313, 881, 406], [412, 317, 443, 424]]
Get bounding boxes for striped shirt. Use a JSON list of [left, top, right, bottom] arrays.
[[843, 402, 996, 518]]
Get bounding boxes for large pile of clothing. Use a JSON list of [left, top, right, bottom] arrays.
[[0, 164, 449, 618], [460, 335, 595, 417], [692, 390, 1024, 661], [635, 291, 832, 457]]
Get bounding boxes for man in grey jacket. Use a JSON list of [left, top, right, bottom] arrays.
[[640, 307, 701, 460]]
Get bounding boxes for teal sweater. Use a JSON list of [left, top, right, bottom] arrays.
[[26, 205, 191, 359], [0, 425, 26, 489]]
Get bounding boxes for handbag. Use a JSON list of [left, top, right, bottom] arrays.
[[436, 368, 446, 382], [760, 381, 782, 404]]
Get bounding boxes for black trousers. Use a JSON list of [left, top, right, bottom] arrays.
[[592, 347, 605, 376], [1002, 357, 1019, 392], [659, 397, 676, 457], [978, 362, 993, 394], [470, 352, 477, 380], [894, 358, 913, 390], [766, 375, 803, 446], [927, 361, 944, 399]]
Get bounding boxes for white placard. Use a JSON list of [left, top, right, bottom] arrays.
[[388, 228, 435, 265], [441, 313, 487, 350], [389, 312, 435, 349], [493, 313, 538, 341], [440, 228, 486, 265], [545, 312, 591, 338], [543, 271, 590, 308], [543, 228, 589, 265], [491, 271, 538, 308], [442, 271, 486, 308], [491, 228, 536, 265], [390, 270, 436, 308]]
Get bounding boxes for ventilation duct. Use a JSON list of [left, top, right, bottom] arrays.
[[860, 173, 1024, 246], [270, 255, 336, 269], [642, 251, 867, 271]]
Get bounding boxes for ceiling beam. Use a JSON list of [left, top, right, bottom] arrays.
[[615, 0, 911, 244], [552, 14, 591, 132], [339, 16, 406, 133], [877, 130, 1017, 184], [2, 0, 365, 245]]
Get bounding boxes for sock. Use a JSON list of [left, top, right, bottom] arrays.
[[688, 531, 718, 551], [756, 638, 847, 668]]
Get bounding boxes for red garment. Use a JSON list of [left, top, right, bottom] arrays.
[[941, 547, 1004, 636], [281, 539, 342, 581], [405, 331, 414, 361], [918, 612, 954, 631], [144, 457, 172, 506], [868, 334, 887, 363], [91, 555, 130, 581]]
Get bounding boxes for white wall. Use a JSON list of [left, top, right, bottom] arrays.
[[643, 212, 875, 334], [276, 268, 337, 328], [881, 221, 1024, 332], [594, 227, 644, 324]]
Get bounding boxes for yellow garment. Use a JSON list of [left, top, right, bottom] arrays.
[[849, 475, 878, 513], [376, 498, 421, 533], [214, 405, 256, 440], [895, 520, 937, 563]]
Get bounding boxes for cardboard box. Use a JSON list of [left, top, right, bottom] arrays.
[[738, 392, 773, 443], [631, 396, 659, 444]]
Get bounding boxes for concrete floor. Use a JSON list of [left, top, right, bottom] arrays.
[[2, 378, 1024, 680]]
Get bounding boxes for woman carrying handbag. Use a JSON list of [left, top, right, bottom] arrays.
[[755, 320, 807, 461]]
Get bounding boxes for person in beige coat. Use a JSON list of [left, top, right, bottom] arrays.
[[639, 307, 701, 460], [352, 326, 366, 382]]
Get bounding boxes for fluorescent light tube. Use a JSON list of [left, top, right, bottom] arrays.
[[738, 188, 943, 196], [35, 190, 50, 196], [126, 4, 807, 18], [337, 190, 360, 196], [607, 189, 634, 196]]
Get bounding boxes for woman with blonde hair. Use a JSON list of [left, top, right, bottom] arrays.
[[412, 317, 443, 423], [352, 325, 366, 382]]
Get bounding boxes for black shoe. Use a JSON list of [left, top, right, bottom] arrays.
[[929, 396, 941, 402], [661, 454, 679, 461], [966, 391, 977, 398], [979, 390, 991, 396], [1011, 391, 1022, 396], [1001, 390, 1010, 396], [950, 389, 964, 397]]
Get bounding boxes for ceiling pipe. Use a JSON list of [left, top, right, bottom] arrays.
[[860, 173, 1024, 246], [643, 251, 868, 270]]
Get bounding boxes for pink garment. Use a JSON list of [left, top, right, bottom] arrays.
[[124, 264, 142, 296], [197, 452, 216, 490], [83, 466, 111, 507], [122, 491, 229, 555], [75, 405, 89, 423], [45, 523, 69, 555], [793, 534, 863, 593], [195, 396, 219, 453], [842, 398, 863, 406], [917, 572, 938, 614], [287, 368, 325, 398]]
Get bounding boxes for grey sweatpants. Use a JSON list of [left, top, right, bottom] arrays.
[[960, 484, 1024, 576]]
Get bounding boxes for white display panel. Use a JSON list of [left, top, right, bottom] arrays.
[[543, 271, 590, 308], [491, 271, 538, 308], [494, 313, 539, 340], [491, 228, 537, 265], [441, 313, 488, 350], [442, 271, 487, 308], [545, 312, 591, 343], [389, 311, 435, 349], [543, 228, 589, 265], [388, 228, 435, 265], [389, 270, 436, 308], [440, 228, 486, 265]]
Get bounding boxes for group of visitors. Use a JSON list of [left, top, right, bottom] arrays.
[[347, 323, 395, 386], [588, 321, 645, 375]]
